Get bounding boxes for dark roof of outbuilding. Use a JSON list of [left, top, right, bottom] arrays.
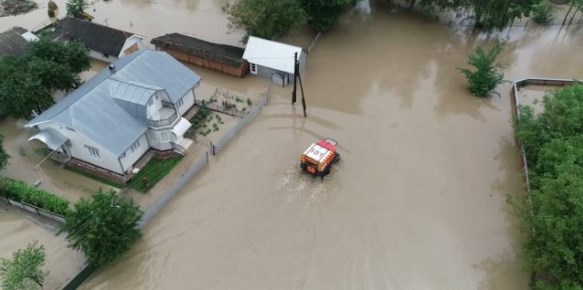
[[151, 33, 246, 67], [52, 17, 133, 56], [0, 26, 30, 57]]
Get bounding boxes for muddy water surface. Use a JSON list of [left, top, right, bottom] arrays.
[[80, 3, 583, 290], [0, 205, 85, 289]]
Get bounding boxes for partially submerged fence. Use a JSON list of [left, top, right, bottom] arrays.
[[510, 78, 578, 195], [61, 86, 272, 290], [139, 152, 209, 228], [210, 86, 271, 156], [1, 197, 65, 223]]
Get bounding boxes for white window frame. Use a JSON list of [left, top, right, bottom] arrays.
[[250, 63, 257, 74], [130, 139, 141, 153], [85, 145, 100, 159]]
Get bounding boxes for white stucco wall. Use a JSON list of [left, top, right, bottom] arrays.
[[37, 122, 123, 174], [89, 50, 117, 63], [177, 89, 195, 116], [119, 134, 149, 172], [146, 93, 162, 120], [146, 128, 174, 151], [119, 35, 146, 57]]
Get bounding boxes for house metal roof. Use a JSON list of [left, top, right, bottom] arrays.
[[242, 36, 302, 74], [25, 49, 202, 157]]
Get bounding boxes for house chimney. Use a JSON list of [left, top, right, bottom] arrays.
[[108, 64, 116, 73]]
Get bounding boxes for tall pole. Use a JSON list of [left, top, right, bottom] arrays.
[[298, 66, 307, 118], [292, 52, 298, 104]]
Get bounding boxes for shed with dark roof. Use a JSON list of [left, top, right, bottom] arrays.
[[52, 17, 145, 62], [151, 33, 248, 78], [0, 26, 37, 57]]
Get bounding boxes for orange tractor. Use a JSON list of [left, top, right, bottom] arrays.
[[300, 138, 340, 179]]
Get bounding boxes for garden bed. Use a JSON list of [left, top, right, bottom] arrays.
[[127, 156, 183, 193]]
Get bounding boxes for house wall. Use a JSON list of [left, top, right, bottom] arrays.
[[89, 49, 118, 63], [146, 93, 162, 120], [118, 134, 149, 172], [157, 48, 248, 78], [146, 128, 174, 151], [120, 36, 145, 57], [37, 122, 124, 174], [254, 64, 292, 87], [177, 89, 195, 116]]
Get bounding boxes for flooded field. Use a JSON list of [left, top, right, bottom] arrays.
[[0, 204, 85, 289], [77, 3, 582, 290]]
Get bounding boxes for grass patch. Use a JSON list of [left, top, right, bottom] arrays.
[[65, 166, 123, 189], [129, 156, 183, 192]]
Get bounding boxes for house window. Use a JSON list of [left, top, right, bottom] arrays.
[[177, 98, 184, 107], [85, 145, 100, 159], [160, 131, 170, 142], [250, 63, 257, 74], [155, 94, 159, 100], [148, 98, 154, 107], [66, 126, 75, 131], [130, 140, 141, 153]]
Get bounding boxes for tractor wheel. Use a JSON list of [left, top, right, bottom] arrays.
[[333, 153, 341, 164]]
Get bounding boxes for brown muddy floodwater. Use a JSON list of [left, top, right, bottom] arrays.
[[0, 205, 85, 289], [0, 0, 580, 289], [80, 2, 583, 290]]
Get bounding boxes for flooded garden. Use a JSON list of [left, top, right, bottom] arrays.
[[0, 0, 582, 288]]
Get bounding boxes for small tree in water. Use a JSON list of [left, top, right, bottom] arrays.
[[66, 0, 87, 18], [0, 241, 48, 290], [458, 42, 504, 97]]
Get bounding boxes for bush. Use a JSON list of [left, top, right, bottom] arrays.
[[458, 42, 504, 97], [0, 178, 70, 216], [513, 84, 583, 289], [532, 1, 556, 25]]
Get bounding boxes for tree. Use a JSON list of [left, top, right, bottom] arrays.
[[0, 39, 90, 120], [66, 0, 88, 17], [513, 84, 583, 289], [62, 191, 143, 266], [48, 0, 58, 17], [458, 42, 504, 97], [300, 0, 349, 31], [223, 0, 306, 40], [0, 135, 9, 171], [0, 242, 48, 290]]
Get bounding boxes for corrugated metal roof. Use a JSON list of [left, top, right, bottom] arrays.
[[242, 36, 302, 74], [25, 50, 202, 157], [28, 128, 68, 150]]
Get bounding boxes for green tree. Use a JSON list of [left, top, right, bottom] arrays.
[[0, 39, 90, 119], [223, 0, 306, 40], [66, 0, 87, 17], [47, 0, 58, 17], [458, 42, 504, 97], [300, 0, 349, 31], [0, 135, 9, 171], [0, 241, 48, 290], [532, 0, 556, 24], [513, 84, 583, 289], [62, 191, 143, 266]]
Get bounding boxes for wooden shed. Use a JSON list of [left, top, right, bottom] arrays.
[[151, 33, 248, 78]]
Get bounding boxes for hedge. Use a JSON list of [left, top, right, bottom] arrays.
[[0, 178, 70, 216]]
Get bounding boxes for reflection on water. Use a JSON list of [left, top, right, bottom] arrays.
[[1, 0, 583, 289]]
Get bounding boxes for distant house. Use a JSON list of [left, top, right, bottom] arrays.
[[151, 33, 248, 78], [51, 17, 146, 63], [25, 50, 201, 183], [0, 26, 38, 57], [242, 36, 306, 86]]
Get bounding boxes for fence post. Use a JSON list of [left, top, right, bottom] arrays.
[[210, 141, 215, 155]]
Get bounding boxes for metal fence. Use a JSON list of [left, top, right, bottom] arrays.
[[138, 152, 209, 228], [2, 197, 65, 223], [210, 87, 271, 156]]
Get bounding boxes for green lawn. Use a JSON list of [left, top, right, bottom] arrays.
[[128, 156, 183, 192]]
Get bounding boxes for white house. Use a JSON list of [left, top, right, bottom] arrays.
[[242, 36, 306, 86], [52, 17, 146, 63], [25, 50, 201, 180]]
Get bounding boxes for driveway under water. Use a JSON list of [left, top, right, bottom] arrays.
[[77, 2, 583, 290]]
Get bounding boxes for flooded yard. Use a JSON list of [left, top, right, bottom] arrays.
[[76, 3, 582, 290], [0, 0, 582, 288], [0, 204, 85, 289]]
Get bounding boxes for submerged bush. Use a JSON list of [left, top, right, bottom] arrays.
[[0, 178, 70, 215], [532, 1, 557, 25], [458, 42, 504, 97]]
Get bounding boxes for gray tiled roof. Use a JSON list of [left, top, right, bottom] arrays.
[[26, 49, 202, 157], [0, 26, 30, 57]]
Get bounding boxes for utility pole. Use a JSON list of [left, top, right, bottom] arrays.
[[292, 52, 298, 104]]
